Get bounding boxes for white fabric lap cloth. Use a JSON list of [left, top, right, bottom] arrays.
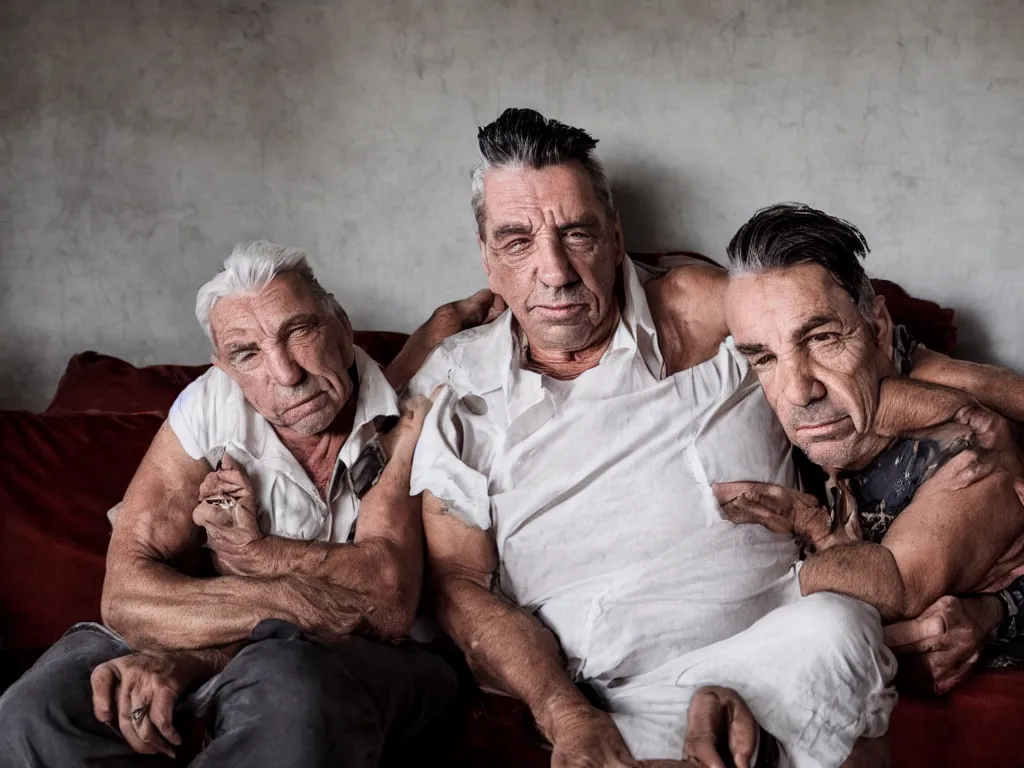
[[408, 256, 896, 767]]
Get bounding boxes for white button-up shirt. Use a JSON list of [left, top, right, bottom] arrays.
[[408, 257, 800, 684], [169, 346, 400, 543]]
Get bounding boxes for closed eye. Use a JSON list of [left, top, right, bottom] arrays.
[[809, 332, 840, 344], [752, 353, 777, 367]]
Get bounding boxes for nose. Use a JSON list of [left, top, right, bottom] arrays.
[[778, 356, 826, 407], [535, 235, 580, 289], [267, 344, 306, 387]]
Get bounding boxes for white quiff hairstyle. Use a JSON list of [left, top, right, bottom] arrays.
[[195, 240, 342, 344]]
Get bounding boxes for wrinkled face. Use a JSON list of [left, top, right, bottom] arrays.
[[210, 272, 355, 437], [725, 263, 893, 469], [479, 162, 623, 354]]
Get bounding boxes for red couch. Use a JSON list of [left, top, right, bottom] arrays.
[[2, 314, 1022, 766]]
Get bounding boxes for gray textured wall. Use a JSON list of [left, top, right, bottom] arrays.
[[2, 0, 1022, 410]]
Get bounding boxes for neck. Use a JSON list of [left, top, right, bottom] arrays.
[[841, 433, 899, 473], [521, 307, 621, 380], [276, 393, 358, 491]]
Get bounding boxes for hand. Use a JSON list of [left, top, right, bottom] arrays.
[[450, 288, 506, 329], [954, 403, 1017, 453], [379, 386, 443, 459], [682, 686, 759, 768], [924, 405, 1021, 491], [91, 650, 202, 758], [549, 706, 640, 768], [713, 481, 843, 551], [884, 594, 1002, 695], [193, 454, 265, 576], [426, 289, 507, 344]]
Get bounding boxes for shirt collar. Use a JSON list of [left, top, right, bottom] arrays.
[[454, 255, 663, 397], [337, 345, 401, 469]]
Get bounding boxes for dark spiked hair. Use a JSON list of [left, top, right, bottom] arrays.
[[470, 108, 614, 237], [727, 203, 877, 323]]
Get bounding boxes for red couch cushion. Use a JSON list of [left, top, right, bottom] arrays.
[[44, 332, 412, 416], [892, 669, 1024, 766], [0, 411, 164, 649]]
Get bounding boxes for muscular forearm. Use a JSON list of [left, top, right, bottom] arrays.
[[103, 560, 372, 650], [437, 575, 593, 742], [873, 377, 975, 437], [799, 539, 920, 622], [912, 350, 1024, 422]]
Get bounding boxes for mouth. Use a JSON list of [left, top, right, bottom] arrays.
[[795, 416, 851, 438], [531, 303, 587, 320], [283, 391, 327, 415]]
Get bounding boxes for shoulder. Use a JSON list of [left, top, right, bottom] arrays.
[[169, 366, 248, 460], [645, 263, 730, 373], [407, 313, 510, 397]]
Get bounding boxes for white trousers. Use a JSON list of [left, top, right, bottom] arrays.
[[602, 587, 898, 768]]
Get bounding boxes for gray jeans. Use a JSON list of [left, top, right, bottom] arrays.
[[0, 620, 459, 768]]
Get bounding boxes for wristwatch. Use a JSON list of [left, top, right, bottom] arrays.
[[992, 576, 1023, 642]]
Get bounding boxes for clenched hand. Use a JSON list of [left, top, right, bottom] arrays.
[[193, 454, 266, 576]]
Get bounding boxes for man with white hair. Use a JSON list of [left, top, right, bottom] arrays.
[[0, 241, 500, 767]]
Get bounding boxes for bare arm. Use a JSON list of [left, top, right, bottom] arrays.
[[872, 376, 978, 437], [800, 459, 1024, 621], [645, 264, 730, 374], [912, 347, 1024, 422], [102, 418, 420, 650], [423, 492, 646, 766], [198, 410, 426, 639], [423, 492, 591, 738]]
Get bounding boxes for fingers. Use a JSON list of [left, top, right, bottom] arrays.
[[720, 497, 792, 535], [711, 482, 807, 514], [116, 673, 151, 754], [712, 482, 770, 506], [725, 697, 758, 768], [192, 500, 233, 532], [934, 651, 980, 695], [199, 472, 244, 500], [147, 687, 181, 752], [90, 662, 118, 725], [942, 449, 998, 491], [684, 690, 729, 768], [883, 614, 947, 651], [488, 294, 508, 320]]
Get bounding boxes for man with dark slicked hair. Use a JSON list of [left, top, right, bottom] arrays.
[[408, 110, 897, 768], [718, 202, 1024, 696]]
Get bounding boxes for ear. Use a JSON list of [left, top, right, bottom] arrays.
[[334, 307, 356, 367], [478, 234, 491, 277], [872, 294, 894, 353], [611, 210, 625, 267]]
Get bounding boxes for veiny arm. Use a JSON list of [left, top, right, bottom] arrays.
[[102, 419, 418, 650], [423, 491, 592, 739], [911, 347, 1024, 422], [799, 458, 1024, 621], [200, 408, 427, 640]]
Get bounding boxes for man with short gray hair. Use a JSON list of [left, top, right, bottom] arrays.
[[0, 240, 499, 767]]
